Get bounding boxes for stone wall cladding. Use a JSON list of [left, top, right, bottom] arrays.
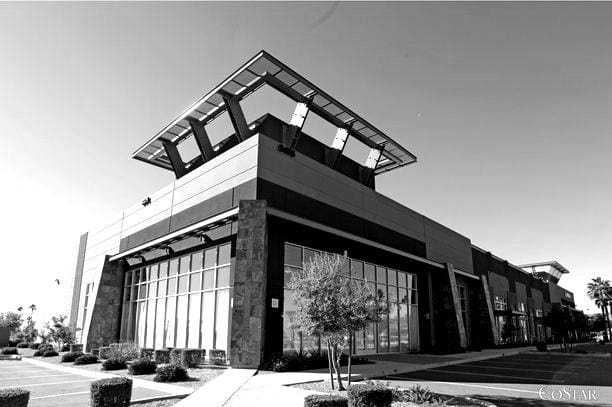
[[230, 200, 268, 367], [85, 257, 126, 351]]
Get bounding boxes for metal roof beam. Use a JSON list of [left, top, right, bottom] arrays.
[[188, 119, 216, 162], [219, 89, 250, 142], [161, 140, 187, 178]]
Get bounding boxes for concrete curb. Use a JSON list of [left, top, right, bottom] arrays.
[[174, 368, 256, 407], [521, 350, 612, 358], [21, 357, 193, 397]]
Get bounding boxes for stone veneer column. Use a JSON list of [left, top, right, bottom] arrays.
[[85, 257, 127, 351], [230, 200, 268, 367], [479, 274, 500, 346]]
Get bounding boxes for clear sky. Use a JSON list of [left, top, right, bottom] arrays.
[[1, 2, 610, 327]]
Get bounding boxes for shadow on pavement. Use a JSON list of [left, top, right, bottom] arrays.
[[473, 395, 609, 407]]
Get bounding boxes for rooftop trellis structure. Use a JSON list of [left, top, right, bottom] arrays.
[[132, 50, 417, 178]]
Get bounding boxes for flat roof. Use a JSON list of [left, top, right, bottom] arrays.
[[132, 50, 417, 174]]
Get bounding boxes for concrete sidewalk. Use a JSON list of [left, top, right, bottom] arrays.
[[184, 345, 543, 407]]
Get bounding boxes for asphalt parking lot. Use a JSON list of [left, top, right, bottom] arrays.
[[382, 353, 612, 406], [0, 360, 172, 407]]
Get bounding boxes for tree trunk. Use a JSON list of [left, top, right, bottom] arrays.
[[326, 339, 334, 390], [606, 305, 612, 340], [331, 343, 345, 391], [347, 333, 353, 386]]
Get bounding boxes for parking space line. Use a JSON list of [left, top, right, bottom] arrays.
[[426, 368, 565, 382], [0, 373, 73, 380], [0, 370, 49, 373], [31, 391, 91, 400], [385, 378, 540, 394], [0, 379, 93, 389], [455, 364, 578, 375]]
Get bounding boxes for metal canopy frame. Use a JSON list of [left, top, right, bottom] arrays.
[[132, 50, 417, 174]]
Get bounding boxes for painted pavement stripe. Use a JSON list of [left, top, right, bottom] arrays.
[[501, 358, 593, 366], [0, 379, 94, 389], [0, 370, 50, 373], [425, 368, 565, 382], [468, 360, 585, 368], [31, 391, 91, 400], [456, 364, 578, 374], [385, 378, 540, 394], [0, 373, 74, 380]]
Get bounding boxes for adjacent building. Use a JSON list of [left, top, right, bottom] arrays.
[[69, 51, 580, 367]]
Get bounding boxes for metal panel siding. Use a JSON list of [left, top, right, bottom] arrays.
[[489, 272, 509, 298], [256, 134, 426, 242], [423, 218, 473, 273]]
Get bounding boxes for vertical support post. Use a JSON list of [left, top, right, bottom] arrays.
[[162, 140, 187, 178], [446, 263, 468, 349], [326, 128, 349, 169], [230, 200, 268, 367], [360, 146, 383, 186], [480, 274, 500, 346], [220, 90, 250, 142], [188, 119, 216, 162], [285, 102, 310, 150]]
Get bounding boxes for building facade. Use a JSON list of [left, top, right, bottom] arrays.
[[69, 51, 580, 367]]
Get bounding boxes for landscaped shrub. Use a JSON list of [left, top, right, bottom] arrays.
[[139, 348, 154, 360], [153, 364, 188, 382], [1, 347, 18, 355], [61, 351, 84, 363], [43, 350, 59, 357], [128, 358, 157, 375], [400, 385, 439, 404], [169, 348, 183, 365], [304, 394, 348, 407], [61, 344, 70, 352], [90, 377, 132, 407], [102, 357, 127, 371], [154, 349, 170, 363], [8, 340, 18, 347], [38, 344, 53, 353], [33, 349, 44, 357], [16, 342, 29, 349], [107, 343, 139, 361], [28, 343, 39, 350], [209, 349, 226, 365], [75, 354, 99, 365], [70, 344, 83, 352], [348, 384, 393, 407], [536, 341, 547, 352], [180, 349, 202, 368], [99, 347, 111, 360], [0, 388, 30, 407], [263, 350, 370, 372]]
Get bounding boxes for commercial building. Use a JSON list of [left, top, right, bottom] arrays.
[[69, 51, 580, 367]]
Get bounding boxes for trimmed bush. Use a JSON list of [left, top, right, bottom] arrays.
[[1, 347, 18, 355], [153, 364, 188, 382], [107, 343, 139, 360], [70, 344, 84, 352], [16, 342, 29, 349], [128, 358, 157, 375], [37, 344, 53, 353], [169, 348, 183, 365], [43, 350, 59, 357], [90, 377, 132, 407], [99, 346, 111, 360], [348, 384, 393, 407], [154, 349, 170, 364], [92, 349, 100, 357], [61, 351, 84, 363], [61, 344, 70, 352], [8, 340, 18, 347], [304, 394, 348, 407], [139, 348, 154, 360], [28, 343, 39, 349], [0, 388, 30, 407], [75, 354, 99, 365], [180, 349, 202, 368], [33, 349, 44, 357], [102, 357, 127, 371], [209, 349, 226, 365]]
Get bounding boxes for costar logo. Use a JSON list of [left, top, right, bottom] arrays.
[[538, 386, 597, 401]]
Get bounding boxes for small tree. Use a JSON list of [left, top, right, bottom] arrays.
[[45, 315, 76, 349], [288, 252, 387, 390], [0, 312, 23, 336]]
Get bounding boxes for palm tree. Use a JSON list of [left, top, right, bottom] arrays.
[[587, 278, 612, 340], [28, 304, 37, 320]]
